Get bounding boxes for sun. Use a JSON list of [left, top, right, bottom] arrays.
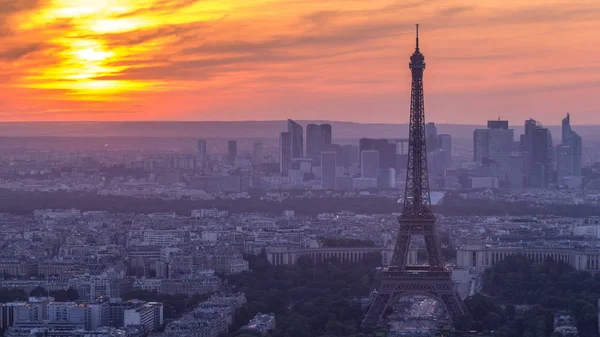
[[13, 0, 232, 100], [17, 1, 156, 98]]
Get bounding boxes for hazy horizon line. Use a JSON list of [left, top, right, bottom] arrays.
[[0, 120, 592, 127]]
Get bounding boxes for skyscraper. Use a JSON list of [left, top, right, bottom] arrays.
[[306, 124, 332, 162], [252, 141, 263, 165], [437, 134, 451, 154], [557, 113, 582, 177], [360, 150, 379, 178], [473, 121, 516, 187], [425, 122, 437, 152], [359, 138, 396, 169], [341, 145, 359, 168], [532, 127, 552, 188], [227, 140, 237, 166], [473, 129, 489, 162], [473, 120, 514, 166], [377, 168, 396, 189], [287, 119, 304, 159], [522, 119, 537, 177], [279, 132, 292, 176], [436, 134, 452, 168], [320, 151, 337, 190], [197, 140, 207, 161], [521, 119, 553, 188]]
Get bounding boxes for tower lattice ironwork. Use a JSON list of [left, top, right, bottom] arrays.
[[361, 24, 467, 331]]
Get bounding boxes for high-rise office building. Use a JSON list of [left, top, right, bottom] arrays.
[[287, 119, 304, 159], [197, 140, 207, 161], [532, 127, 553, 188], [359, 138, 396, 169], [425, 122, 438, 152], [474, 120, 516, 187], [437, 134, 451, 154], [557, 113, 582, 177], [306, 124, 332, 162], [341, 145, 359, 168], [436, 134, 452, 167], [473, 129, 490, 163], [252, 141, 263, 165], [428, 149, 448, 177], [473, 120, 514, 165], [522, 119, 537, 176], [320, 151, 337, 190], [377, 168, 396, 189], [521, 119, 553, 188], [251, 165, 263, 190], [556, 145, 574, 178], [279, 132, 292, 176], [487, 120, 509, 129], [361, 150, 379, 178], [227, 140, 237, 166]]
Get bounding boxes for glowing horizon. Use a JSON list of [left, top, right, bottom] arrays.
[[1, 0, 599, 124]]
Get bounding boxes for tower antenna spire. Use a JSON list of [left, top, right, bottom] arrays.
[[415, 23, 420, 51]]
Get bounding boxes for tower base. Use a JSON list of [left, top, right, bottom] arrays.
[[361, 267, 467, 331]]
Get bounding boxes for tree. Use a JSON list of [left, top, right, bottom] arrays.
[[50, 288, 79, 301], [226, 254, 377, 337], [483, 312, 502, 331], [454, 314, 473, 331], [30, 286, 48, 297]]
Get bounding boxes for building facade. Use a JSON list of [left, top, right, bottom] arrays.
[[360, 150, 379, 179], [306, 124, 332, 163], [227, 141, 237, 166], [557, 113, 582, 181], [279, 132, 292, 176], [287, 119, 304, 159], [320, 151, 337, 190], [457, 243, 600, 272]]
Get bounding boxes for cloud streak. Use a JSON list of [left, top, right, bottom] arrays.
[[0, 0, 598, 123]]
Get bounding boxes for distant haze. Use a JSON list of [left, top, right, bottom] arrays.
[[0, 121, 596, 141]]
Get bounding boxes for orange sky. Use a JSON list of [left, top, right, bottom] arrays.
[[0, 0, 599, 124]]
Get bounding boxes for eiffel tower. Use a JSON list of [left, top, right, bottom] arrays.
[[361, 24, 467, 330]]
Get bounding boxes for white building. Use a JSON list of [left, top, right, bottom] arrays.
[[457, 243, 600, 272], [123, 302, 163, 333], [47, 302, 85, 329]]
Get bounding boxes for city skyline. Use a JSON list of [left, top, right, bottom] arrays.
[[0, 1, 599, 123]]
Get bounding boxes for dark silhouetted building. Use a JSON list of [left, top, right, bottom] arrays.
[[521, 119, 553, 188], [557, 113, 582, 178], [306, 123, 332, 163], [359, 138, 396, 170], [473, 120, 514, 183], [287, 119, 304, 159], [197, 140, 207, 161], [436, 134, 452, 170], [228, 140, 237, 166], [361, 150, 379, 178], [473, 120, 510, 187], [321, 151, 337, 190], [341, 145, 359, 168], [252, 141, 263, 165], [279, 132, 292, 176], [425, 122, 437, 152]]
